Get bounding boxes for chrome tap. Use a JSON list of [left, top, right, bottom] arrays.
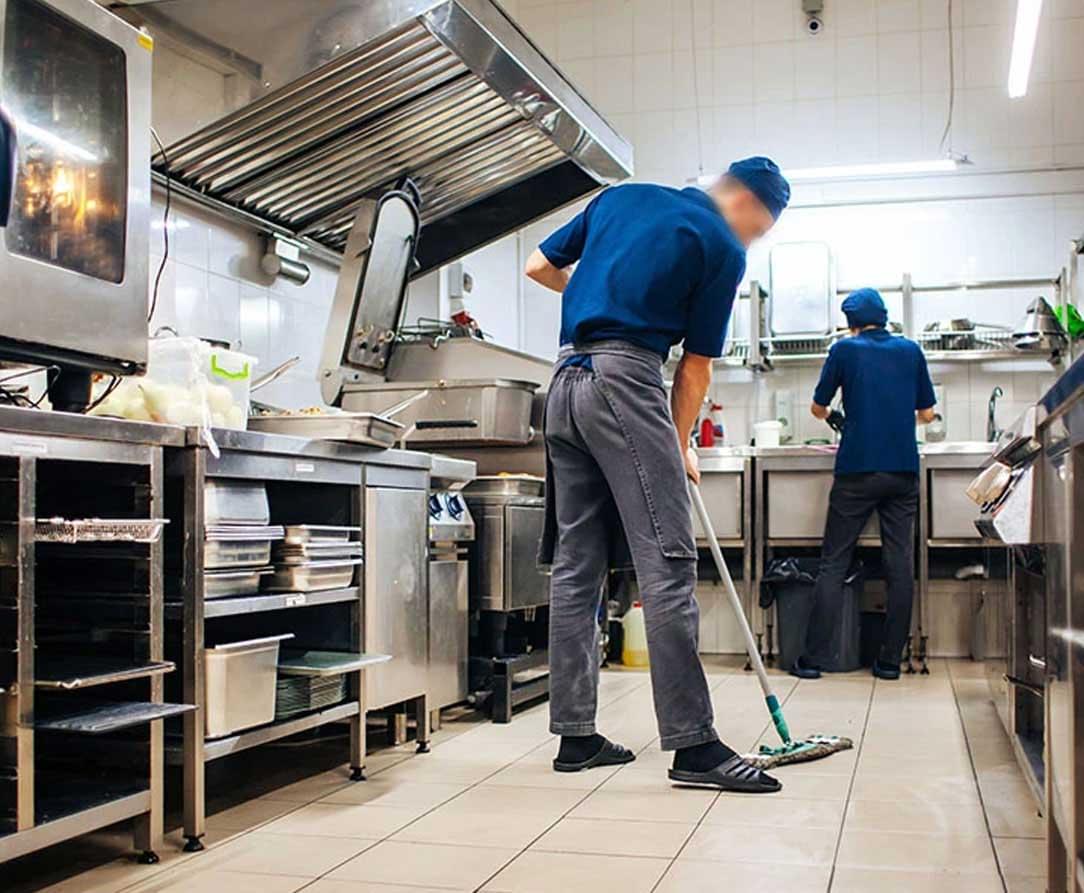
[[987, 386, 1003, 442]]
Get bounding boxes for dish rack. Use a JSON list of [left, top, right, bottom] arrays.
[[36, 517, 169, 544]]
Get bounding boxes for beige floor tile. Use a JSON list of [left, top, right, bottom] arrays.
[[981, 777, 1045, 838], [830, 867, 1005, 892], [256, 769, 356, 804], [598, 766, 684, 793], [845, 798, 988, 835], [568, 789, 715, 824], [327, 840, 516, 890], [304, 882, 453, 893], [205, 798, 300, 832], [849, 774, 982, 806], [192, 831, 375, 877], [436, 784, 584, 817], [391, 807, 558, 849], [482, 851, 669, 893], [375, 757, 501, 785], [320, 779, 468, 809], [995, 836, 1046, 877], [837, 830, 998, 873], [481, 759, 618, 791], [679, 824, 837, 866], [1005, 877, 1047, 893], [261, 802, 422, 838], [655, 860, 830, 893], [531, 817, 694, 858], [124, 869, 310, 893], [704, 794, 845, 830], [743, 771, 851, 801]]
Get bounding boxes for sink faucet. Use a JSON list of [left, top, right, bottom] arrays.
[[987, 386, 1003, 442]]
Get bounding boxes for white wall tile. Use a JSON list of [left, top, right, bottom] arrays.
[[793, 36, 837, 100], [961, 0, 1012, 26], [1008, 83, 1055, 148], [592, 55, 635, 114], [592, 0, 634, 56], [1051, 0, 1084, 18], [878, 92, 924, 160], [674, 0, 713, 50], [634, 52, 675, 111], [834, 0, 877, 37], [1054, 81, 1084, 144], [752, 0, 796, 42], [791, 100, 837, 166], [1053, 16, 1084, 81], [753, 42, 795, 102], [557, 10, 595, 60], [877, 31, 922, 94], [633, 0, 673, 53], [673, 46, 715, 109], [835, 96, 880, 162], [711, 0, 754, 47], [878, 0, 921, 32], [713, 45, 754, 104], [920, 0, 963, 30], [919, 28, 963, 93], [962, 23, 1012, 88], [836, 36, 880, 96], [959, 87, 1011, 152]]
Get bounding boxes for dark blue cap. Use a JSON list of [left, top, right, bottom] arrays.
[[842, 288, 889, 328], [727, 156, 790, 220]]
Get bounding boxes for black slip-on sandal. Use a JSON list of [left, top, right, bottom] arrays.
[[553, 739, 636, 773], [668, 754, 782, 793]]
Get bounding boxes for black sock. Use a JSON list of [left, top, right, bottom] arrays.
[[557, 733, 606, 764], [672, 740, 738, 772]]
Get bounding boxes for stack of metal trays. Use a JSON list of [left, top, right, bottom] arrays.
[[274, 675, 347, 720], [204, 524, 284, 598], [264, 525, 363, 593]]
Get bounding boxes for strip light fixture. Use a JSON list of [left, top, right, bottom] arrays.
[[695, 158, 959, 187], [1008, 0, 1043, 99]]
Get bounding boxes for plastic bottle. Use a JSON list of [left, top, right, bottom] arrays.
[[698, 416, 715, 447], [710, 402, 725, 438], [621, 602, 650, 668]]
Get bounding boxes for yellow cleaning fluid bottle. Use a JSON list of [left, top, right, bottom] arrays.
[[622, 602, 649, 667]]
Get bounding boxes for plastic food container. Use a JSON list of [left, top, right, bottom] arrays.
[[204, 634, 293, 738], [754, 420, 783, 448], [91, 337, 257, 434]]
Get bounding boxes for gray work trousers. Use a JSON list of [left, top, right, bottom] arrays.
[[542, 342, 718, 750]]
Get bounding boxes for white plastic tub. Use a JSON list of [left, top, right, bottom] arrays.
[[204, 634, 293, 738], [754, 420, 783, 448]]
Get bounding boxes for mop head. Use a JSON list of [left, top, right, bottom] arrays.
[[744, 734, 854, 769]]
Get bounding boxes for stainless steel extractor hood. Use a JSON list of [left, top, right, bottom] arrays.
[[111, 0, 633, 273]]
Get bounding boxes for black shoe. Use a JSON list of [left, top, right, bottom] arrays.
[[873, 659, 901, 680], [668, 754, 782, 794], [553, 738, 636, 773], [790, 656, 821, 680]]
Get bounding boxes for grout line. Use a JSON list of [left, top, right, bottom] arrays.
[[824, 675, 876, 893], [947, 660, 1011, 893]]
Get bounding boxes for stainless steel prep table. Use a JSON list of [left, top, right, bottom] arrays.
[[0, 407, 185, 865], [695, 448, 756, 640], [919, 442, 1003, 668], [166, 427, 431, 852]]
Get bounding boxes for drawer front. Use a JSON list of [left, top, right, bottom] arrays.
[[929, 468, 982, 540], [766, 470, 878, 540], [693, 472, 742, 540]]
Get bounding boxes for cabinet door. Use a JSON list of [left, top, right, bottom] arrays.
[[365, 487, 427, 708], [428, 559, 468, 708]]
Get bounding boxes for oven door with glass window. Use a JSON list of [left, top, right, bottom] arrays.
[[0, 0, 151, 370]]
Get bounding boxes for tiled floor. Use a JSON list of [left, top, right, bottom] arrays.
[[9, 659, 1044, 893]]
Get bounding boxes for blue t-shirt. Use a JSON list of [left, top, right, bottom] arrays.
[[539, 184, 747, 360], [813, 329, 936, 475]]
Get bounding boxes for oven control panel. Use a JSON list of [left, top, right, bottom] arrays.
[[428, 490, 475, 543]]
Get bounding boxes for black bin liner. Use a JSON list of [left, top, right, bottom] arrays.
[[760, 557, 863, 673]]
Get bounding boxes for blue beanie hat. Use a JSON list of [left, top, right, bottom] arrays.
[[842, 288, 889, 328], [727, 156, 790, 220]]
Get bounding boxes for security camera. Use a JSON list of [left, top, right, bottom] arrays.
[[806, 15, 824, 34]]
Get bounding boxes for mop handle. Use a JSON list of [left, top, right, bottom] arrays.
[[690, 483, 791, 744]]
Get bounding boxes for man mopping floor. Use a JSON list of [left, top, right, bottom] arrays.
[[526, 158, 789, 794]]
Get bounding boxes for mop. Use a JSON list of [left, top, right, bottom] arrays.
[[691, 484, 853, 770]]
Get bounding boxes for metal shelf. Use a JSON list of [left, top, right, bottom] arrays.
[[167, 700, 360, 764], [34, 656, 175, 690], [36, 701, 194, 734], [166, 586, 359, 619]]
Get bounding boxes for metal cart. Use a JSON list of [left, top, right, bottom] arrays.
[[0, 408, 190, 865], [165, 427, 426, 852]]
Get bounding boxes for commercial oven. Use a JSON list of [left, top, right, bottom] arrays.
[[0, 0, 152, 391]]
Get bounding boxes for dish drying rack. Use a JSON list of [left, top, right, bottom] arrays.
[[36, 517, 168, 544]]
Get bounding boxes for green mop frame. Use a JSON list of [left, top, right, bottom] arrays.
[[690, 484, 853, 768]]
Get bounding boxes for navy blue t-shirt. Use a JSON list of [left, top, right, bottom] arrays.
[[539, 184, 746, 360], [813, 329, 936, 475]]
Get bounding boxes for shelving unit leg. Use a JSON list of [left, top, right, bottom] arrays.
[[181, 447, 206, 852]]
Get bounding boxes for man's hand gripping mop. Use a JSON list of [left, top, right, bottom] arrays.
[[690, 484, 853, 769]]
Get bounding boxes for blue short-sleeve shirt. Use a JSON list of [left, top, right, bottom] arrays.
[[538, 184, 747, 360], [813, 329, 937, 475]]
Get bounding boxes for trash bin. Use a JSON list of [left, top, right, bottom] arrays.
[[760, 557, 863, 673]]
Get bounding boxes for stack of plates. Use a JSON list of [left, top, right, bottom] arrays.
[[274, 674, 347, 720]]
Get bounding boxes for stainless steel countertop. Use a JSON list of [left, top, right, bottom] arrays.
[[192, 427, 433, 469], [696, 441, 996, 469], [0, 405, 185, 447]]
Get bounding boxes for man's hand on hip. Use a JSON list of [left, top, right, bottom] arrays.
[[684, 447, 701, 484]]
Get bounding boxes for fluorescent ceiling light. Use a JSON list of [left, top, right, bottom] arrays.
[[1008, 0, 1042, 99], [785, 159, 959, 181], [693, 158, 960, 188]]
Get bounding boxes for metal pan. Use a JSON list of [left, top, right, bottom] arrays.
[[247, 412, 402, 448], [263, 558, 363, 593]]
